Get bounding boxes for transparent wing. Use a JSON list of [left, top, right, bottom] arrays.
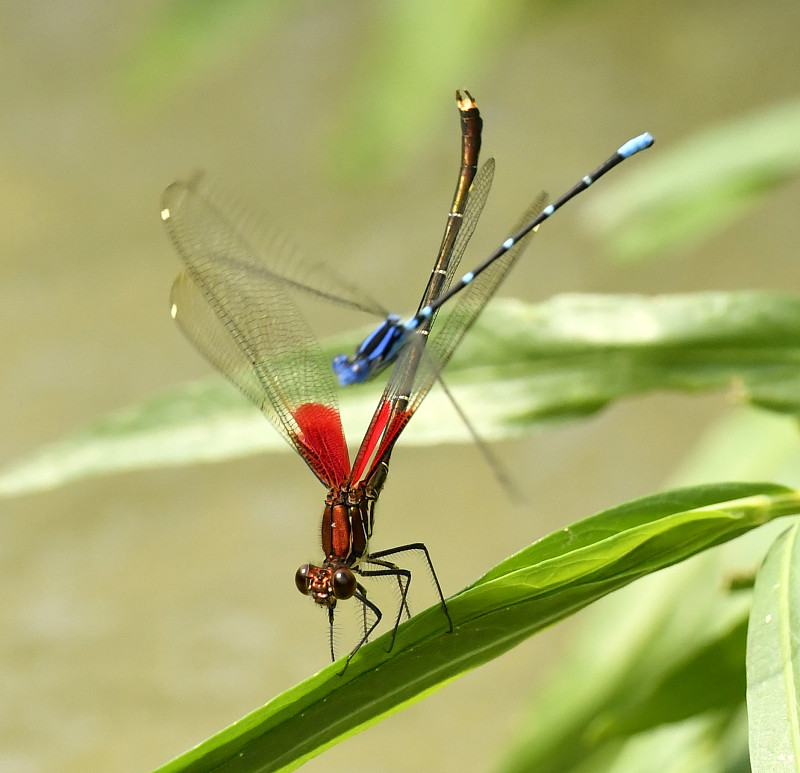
[[419, 158, 495, 333], [350, 167, 544, 483], [181, 176, 386, 316], [415, 192, 548, 411], [163, 177, 350, 487], [170, 270, 275, 411]]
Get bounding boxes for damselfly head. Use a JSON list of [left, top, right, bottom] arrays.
[[295, 562, 357, 607]]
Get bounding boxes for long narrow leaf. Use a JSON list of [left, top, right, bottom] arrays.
[[747, 521, 800, 771], [152, 482, 800, 773], [4, 292, 800, 497]]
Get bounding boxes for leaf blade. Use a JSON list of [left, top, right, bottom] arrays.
[[747, 522, 800, 772], [5, 292, 800, 497], [150, 483, 800, 773]]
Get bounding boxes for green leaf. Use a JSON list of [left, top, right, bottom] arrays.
[[586, 98, 800, 261], [149, 483, 800, 772], [592, 615, 748, 739], [496, 407, 798, 773], [4, 291, 800, 497], [747, 521, 800, 771]]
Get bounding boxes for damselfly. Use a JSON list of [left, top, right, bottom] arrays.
[[161, 91, 495, 669]]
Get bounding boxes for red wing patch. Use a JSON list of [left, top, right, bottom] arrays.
[[293, 403, 350, 487]]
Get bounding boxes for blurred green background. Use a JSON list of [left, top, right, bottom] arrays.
[[2, 1, 799, 771]]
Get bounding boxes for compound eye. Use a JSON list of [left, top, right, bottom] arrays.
[[295, 564, 312, 594], [332, 568, 357, 600]]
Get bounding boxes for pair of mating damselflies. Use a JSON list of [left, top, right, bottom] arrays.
[[162, 91, 653, 669]]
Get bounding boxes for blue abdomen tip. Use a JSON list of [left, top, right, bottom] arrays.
[[618, 132, 654, 158]]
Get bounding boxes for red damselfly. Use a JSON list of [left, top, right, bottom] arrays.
[[162, 91, 652, 668]]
